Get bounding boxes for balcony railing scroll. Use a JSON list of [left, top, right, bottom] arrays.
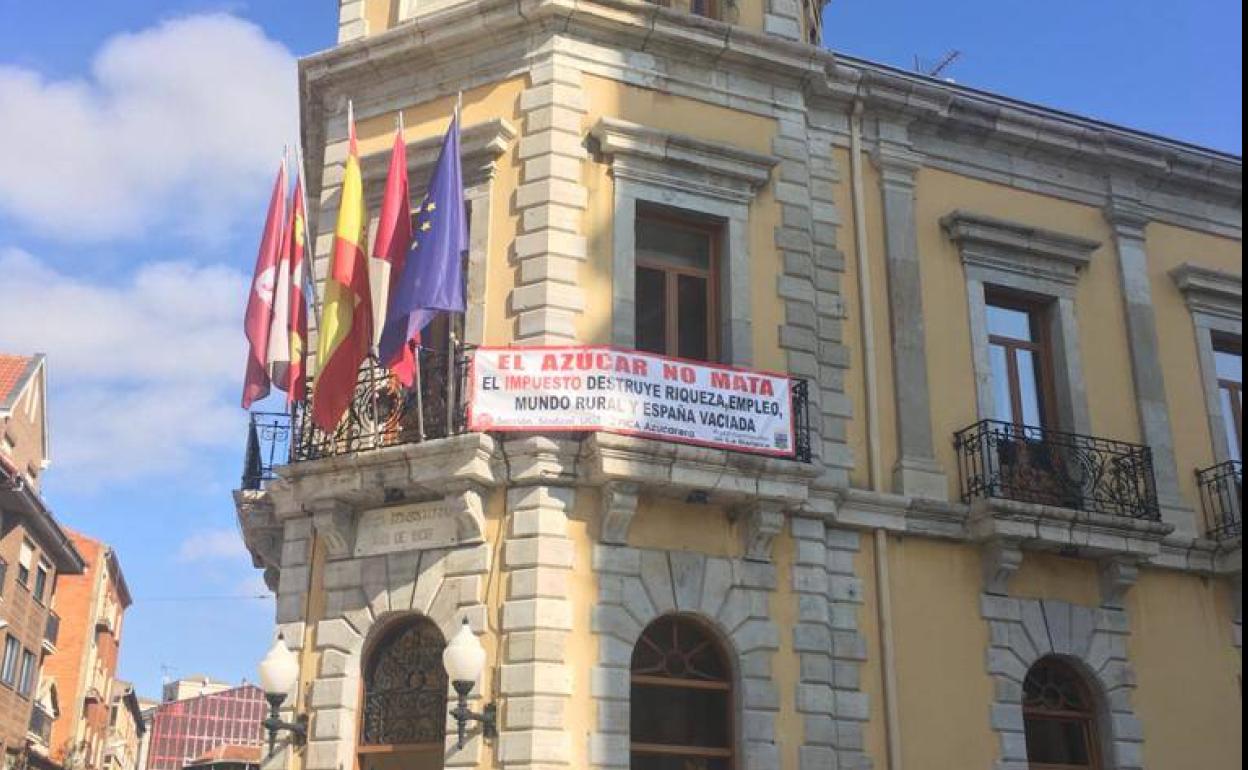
[[241, 346, 815, 489], [954, 419, 1161, 521], [1197, 459, 1242, 541]]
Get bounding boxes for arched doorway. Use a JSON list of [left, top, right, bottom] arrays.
[[630, 614, 735, 770], [357, 616, 447, 770], [1023, 656, 1103, 770]]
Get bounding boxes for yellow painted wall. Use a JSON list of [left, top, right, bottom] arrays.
[[1145, 222, 1242, 518], [1128, 568, 1242, 770]]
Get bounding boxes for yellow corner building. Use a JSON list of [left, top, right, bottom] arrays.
[[235, 1, 1243, 769]]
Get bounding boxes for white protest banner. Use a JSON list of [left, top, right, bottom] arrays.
[[468, 346, 795, 457]]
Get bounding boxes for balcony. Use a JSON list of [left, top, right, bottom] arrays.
[[43, 611, 59, 652], [28, 704, 53, 746], [241, 347, 814, 490], [1197, 460, 1242, 542], [955, 420, 1172, 564]]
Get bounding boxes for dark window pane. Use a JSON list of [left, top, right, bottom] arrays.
[[631, 683, 730, 748], [632, 756, 729, 770], [677, 274, 710, 361], [636, 217, 711, 271], [986, 304, 1034, 341], [636, 267, 668, 355], [1024, 717, 1092, 765]]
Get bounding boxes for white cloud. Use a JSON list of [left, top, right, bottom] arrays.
[[0, 13, 297, 240], [0, 248, 250, 485], [177, 528, 250, 563]]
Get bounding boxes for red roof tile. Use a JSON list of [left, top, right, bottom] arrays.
[[0, 354, 34, 404]]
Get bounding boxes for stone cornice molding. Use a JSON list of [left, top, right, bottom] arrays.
[[358, 118, 516, 203], [1169, 263, 1243, 322], [590, 117, 779, 204], [942, 210, 1101, 287]]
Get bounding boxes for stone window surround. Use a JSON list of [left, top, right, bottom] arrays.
[[589, 117, 779, 367], [941, 210, 1101, 436], [589, 543, 782, 770], [1169, 263, 1243, 465], [355, 117, 517, 348], [981, 593, 1145, 770]]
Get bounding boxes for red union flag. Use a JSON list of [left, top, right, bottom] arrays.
[[241, 160, 288, 408], [468, 346, 795, 457]]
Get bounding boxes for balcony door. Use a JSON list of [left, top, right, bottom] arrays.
[[635, 207, 720, 363], [987, 295, 1057, 429], [357, 616, 447, 770], [1214, 337, 1242, 462]]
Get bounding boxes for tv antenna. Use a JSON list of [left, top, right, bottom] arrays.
[[914, 49, 962, 79]]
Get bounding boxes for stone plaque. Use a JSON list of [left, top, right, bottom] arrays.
[[353, 499, 464, 557]]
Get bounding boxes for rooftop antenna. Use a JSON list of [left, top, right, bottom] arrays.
[[914, 49, 962, 80], [160, 663, 176, 684]]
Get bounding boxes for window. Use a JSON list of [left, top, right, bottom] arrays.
[[1023, 657, 1101, 770], [33, 563, 49, 604], [1, 636, 18, 686], [0, 557, 7, 597], [635, 208, 719, 362], [689, 0, 718, 17], [18, 540, 34, 588], [987, 295, 1056, 428], [1213, 337, 1242, 462], [357, 616, 447, 770], [17, 649, 36, 697], [631, 615, 733, 770]]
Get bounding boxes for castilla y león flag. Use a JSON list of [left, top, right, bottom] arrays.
[[286, 173, 310, 406], [242, 160, 288, 409], [372, 125, 417, 386], [311, 108, 373, 432]]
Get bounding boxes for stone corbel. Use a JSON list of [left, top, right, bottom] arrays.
[[1099, 556, 1141, 609], [308, 498, 357, 560], [233, 489, 283, 573], [738, 501, 786, 563], [600, 481, 641, 545], [981, 540, 1024, 596], [445, 485, 488, 544]]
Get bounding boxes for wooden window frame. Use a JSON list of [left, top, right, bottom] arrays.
[[635, 208, 721, 363], [986, 290, 1060, 429], [1023, 658, 1103, 770], [629, 615, 736, 770], [1213, 335, 1243, 454]]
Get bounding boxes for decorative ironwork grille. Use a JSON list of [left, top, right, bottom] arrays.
[[360, 618, 448, 746], [954, 419, 1161, 520], [1197, 459, 1242, 541], [240, 349, 813, 485]]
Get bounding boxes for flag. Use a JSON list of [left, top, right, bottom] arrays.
[[372, 124, 418, 385], [377, 111, 467, 380], [286, 170, 310, 406], [311, 106, 373, 432], [242, 160, 287, 409], [267, 156, 294, 392]]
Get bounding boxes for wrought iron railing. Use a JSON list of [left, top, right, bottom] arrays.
[[954, 419, 1161, 520], [1197, 459, 1242, 541], [241, 348, 814, 488]]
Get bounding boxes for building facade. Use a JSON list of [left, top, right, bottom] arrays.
[[143, 686, 265, 770], [102, 683, 145, 770], [41, 530, 132, 770], [236, 2, 1242, 769], [1, 354, 85, 770]]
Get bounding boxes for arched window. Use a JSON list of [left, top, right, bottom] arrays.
[[358, 616, 447, 770], [1023, 657, 1102, 770], [630, 615, 734, 770]]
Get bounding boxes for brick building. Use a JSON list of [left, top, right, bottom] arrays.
[[1, 353, 85, 769], [41, 530, 132, 770], [143, 686, 265, 770]]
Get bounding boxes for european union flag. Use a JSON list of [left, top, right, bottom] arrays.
[[378, 111, 467, 371]]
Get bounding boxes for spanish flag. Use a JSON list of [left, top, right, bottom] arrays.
[[312, 105, 373, 432]]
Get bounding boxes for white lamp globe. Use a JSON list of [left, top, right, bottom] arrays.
[[258, 635, 300, 698], [442, 619, 486, 686]]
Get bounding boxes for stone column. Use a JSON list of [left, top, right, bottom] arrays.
[[498, 485, 576, 768], [512, 50, 589, 344], [873, 124, 948, 500], [1104, 200, 1196, 536]]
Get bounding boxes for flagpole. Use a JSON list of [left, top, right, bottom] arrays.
[[446, 96, 463, 435], [294, 144, 320, 311]]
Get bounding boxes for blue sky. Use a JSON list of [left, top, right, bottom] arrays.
[[0, 1, 1239, 700]]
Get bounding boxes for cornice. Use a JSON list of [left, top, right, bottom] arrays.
[[942, 210, 1100, 286], [1170, 262, 1243, 322]]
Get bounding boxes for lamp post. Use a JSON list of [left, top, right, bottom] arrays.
[[442, 619, 497, 750], [257, 635, 307, 756]]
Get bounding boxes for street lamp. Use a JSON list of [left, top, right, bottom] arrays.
[[257, 634, 307, 756], [442, 618, 497, 750]]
